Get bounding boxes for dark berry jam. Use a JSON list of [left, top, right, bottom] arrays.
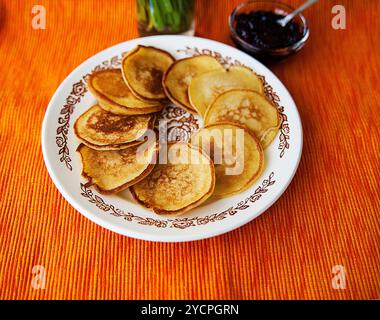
[[235, 11, 303, 49]]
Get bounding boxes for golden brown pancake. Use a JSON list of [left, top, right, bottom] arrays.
[[130, 143, 215, 215], [204, 89, 281, 148], [74, 105, 155, 150], [77, 140, 158, 194], [190, 123, 264, 198], [122, 45, 175, 101], [163, 55, 224, 113], [87, 69, 163, 115], [188, 65, 264, 117]]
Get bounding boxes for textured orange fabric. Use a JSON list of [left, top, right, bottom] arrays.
[[0, 0, 379, 300]]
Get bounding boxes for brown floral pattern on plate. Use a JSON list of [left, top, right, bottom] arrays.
[[56, 79, 87, 170], [80, 172, 275, 229], [177, 46, 247, 68], [158, 105, 200, 142], [257, 74, 290, 158]]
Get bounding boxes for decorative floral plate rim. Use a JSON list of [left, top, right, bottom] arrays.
[[42, 35, 302, 242]]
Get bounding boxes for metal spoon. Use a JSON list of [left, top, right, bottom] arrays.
[[277, 0, 318, 27]]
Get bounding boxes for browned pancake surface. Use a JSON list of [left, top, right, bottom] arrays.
[[74, 105, 155, 150]]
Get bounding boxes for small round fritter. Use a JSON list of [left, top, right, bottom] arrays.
[[191, 123, 264, 198], [74, 105, 155, 150], [88, 69, 163, 115], [188, 65, 264, 116], [205, 89, 280, 148], [122, 45, 175, 100], [163, 55, 224, 113], [130, 143, 215, 215], [77, 140, 158, 194]]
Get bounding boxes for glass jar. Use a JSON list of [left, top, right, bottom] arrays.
[[136, 0, 195, 36]]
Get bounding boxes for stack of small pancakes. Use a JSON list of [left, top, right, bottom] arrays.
[[75, 45, 280, 215]]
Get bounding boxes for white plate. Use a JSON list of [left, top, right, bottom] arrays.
[[42, 35, 302, 242]]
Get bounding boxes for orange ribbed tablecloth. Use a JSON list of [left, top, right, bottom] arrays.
[[1, 0, 379, 300]]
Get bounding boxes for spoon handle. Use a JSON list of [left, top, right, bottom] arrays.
[[281, 0, 318, 26]]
